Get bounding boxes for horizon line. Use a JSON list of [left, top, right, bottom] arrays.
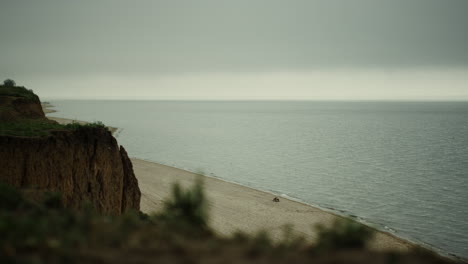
[[41, 97, 468, 103]]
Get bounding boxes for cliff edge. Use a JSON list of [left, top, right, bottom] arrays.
[[0, 85, 44, 122], [0, 84, 140, 214]]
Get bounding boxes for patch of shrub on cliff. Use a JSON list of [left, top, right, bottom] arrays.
[[3, 79, 16, 87], [64, 121, 108, 131], [0, 120, 109, 136], [0, 81, 38, 102], [0, 120, 65, 136]]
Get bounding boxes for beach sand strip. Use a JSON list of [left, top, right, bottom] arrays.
[[133, 158, 413, 252]]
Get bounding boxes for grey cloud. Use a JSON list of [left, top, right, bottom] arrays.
[[1, 0, 467, 76]]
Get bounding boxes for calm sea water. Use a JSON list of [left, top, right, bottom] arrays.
[[48, 100, 468, 259]]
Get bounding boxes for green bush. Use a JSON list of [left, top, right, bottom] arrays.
[[3, 79, 16, 87], [0, 181, 25, 210], [64, 121, 107, 130], [314, 218, 374, 251], [0, 120, 109, 137], [277, 224, 305, 251], [42, 192, 64, 210], [247, 230, 273, 256], [0, 84, 38, 101], [156, 177, 210, 232]]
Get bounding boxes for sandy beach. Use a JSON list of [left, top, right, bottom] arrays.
[[133, 159, 413, 252], [42, 104, 414, 252]]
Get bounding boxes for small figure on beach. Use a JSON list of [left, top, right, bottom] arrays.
[[273, 197, 280, 202]]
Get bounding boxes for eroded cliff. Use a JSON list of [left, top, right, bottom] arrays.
[[0, 85, 44, 122], [0, 127, 140, 214], [0, 85, 141, 214]]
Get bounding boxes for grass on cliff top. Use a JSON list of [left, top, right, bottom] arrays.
[[0, 179, 452, 264], [0, 85, 38, 101], [0, 120, 108, 137]]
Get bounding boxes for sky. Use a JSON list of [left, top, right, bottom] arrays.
[[1, 0, 467, 100]]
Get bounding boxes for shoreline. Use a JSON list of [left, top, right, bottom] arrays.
[[136, 159, 415, 241], [43, 103, 119, 134], [132, 158, 414, 252], [41, 103, 459, 259]]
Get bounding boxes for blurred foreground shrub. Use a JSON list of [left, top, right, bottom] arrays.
[[315, 218, 374, 251], [155, 177, 210, 234]]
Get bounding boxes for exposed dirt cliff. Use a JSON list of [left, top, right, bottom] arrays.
[[0, 96, 46, 122], [0, 86, 141, 214], [0, 85, 44, 122], [0, 127, 140, 214]]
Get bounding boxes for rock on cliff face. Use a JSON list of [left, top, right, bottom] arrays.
[[0, 127, 141, 215]]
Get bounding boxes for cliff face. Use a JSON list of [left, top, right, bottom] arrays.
[[0, 96, 45, 122], [0, 84, 45, 122], [0, 86, 141, 214], [0, 127, 141, 214], [10, 96, 45, 119], [119, 146, 141, 213]]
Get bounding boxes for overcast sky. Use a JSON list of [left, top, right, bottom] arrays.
[[1, 0, 467, 100]]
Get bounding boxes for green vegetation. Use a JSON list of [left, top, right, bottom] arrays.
[[0, 78, 110, 136], [0, 80, 38, 102], [0, 120, 109, 137], [0, 180, 454, 264], [3, 79, 16, 87], [315, 218, 374, 251], [0, 180, 216, 263], [156, 177, 210, 233], [0, 180, 24, 210], [63, 121, 107, 130], [0, 120, 66, 136], [0, 180, 140, 262]]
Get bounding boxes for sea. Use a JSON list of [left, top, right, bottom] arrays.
[[47, 100, 468, 260]]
